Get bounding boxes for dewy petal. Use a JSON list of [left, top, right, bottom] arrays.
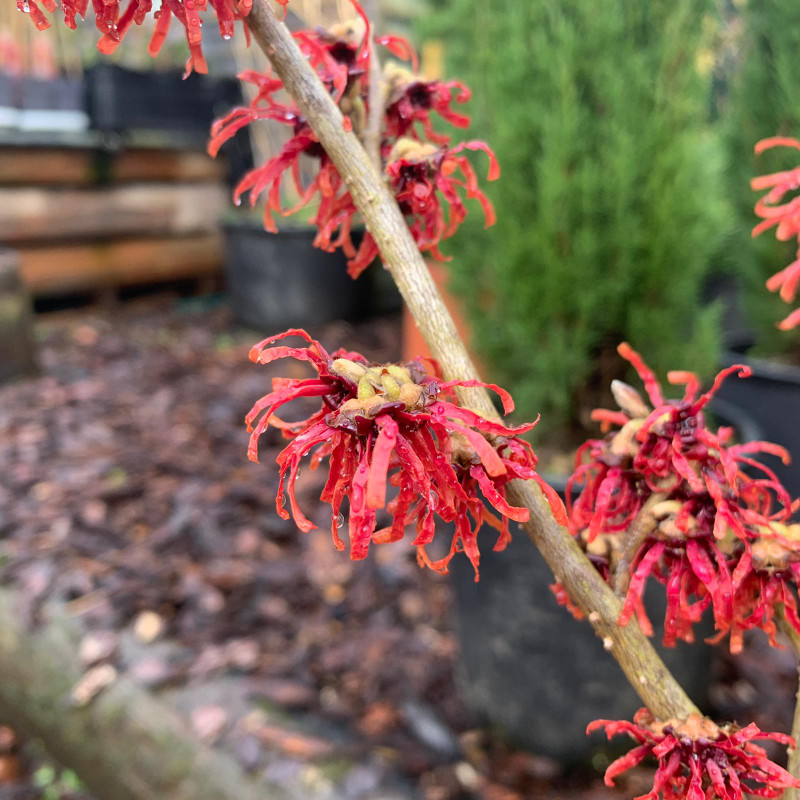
[[26, 0, 251, 65], [619, 542, 666, 627], [445, 421, 507, 477], [589, 710, 800, 800], [617, 342, 665, 406], [470, 465, 528, 522], [569, 343, 796, 650], [366, 416, 398, 510]]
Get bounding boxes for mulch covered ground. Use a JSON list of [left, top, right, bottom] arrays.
[[0, 298, 795, 800]]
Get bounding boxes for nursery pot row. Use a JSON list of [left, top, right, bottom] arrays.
[[222, 222, 401, 330]]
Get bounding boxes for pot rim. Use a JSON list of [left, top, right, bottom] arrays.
[[722, 350, 800, 386]]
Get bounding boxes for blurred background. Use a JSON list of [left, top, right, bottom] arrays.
[[2, 0, 800, 798]]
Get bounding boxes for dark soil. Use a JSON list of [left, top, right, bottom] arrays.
[[0, 297, 794, 800]]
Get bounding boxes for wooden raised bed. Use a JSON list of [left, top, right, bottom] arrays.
[[0, 147, 225, 186], [0, 132, 228, 298]]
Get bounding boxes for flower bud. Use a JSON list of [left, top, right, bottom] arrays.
[[331, 358, 367, 382], [610, 379, 650, 419], [380, 374, 401, 400], [385, 364, 412, 385], [358, 375, 376, 400], [399, 382, 424, 409]]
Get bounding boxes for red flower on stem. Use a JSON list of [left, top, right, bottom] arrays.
[[205, 6, 496, 277], [588, 708, 800, 800], [729, 523, 800, 649], [563, 343, 797, 651], [19, 0, 254, 76], [208, 70, 374, 273], [384, 64, 471, 144], [751, 136, 800, 330], [380, 138, 499, 263], [245, 329, 564, 578]]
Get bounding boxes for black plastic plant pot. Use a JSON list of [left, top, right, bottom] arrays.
[[223, 221, 367, 330], [84, 64, 241, 142], [713, 352, 800, 499], [703, 274, 755, 352], [447, 399, 761, 764], [19, 76, 88, 132]]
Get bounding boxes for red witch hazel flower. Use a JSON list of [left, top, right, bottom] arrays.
[[589, 708, 800, 800], [245, 329, 565, 579], [379, 138, 499, 264], [560, 343, 799, 652], [19, 0, 255, 76], [208, 68, 370, 267], [751, 136, 800, 330], [384, 63, 470, 144]]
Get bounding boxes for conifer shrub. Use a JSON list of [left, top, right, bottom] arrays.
[[421, 0, 725, 441]]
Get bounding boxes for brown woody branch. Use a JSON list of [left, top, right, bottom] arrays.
[[245, 0, 698, 723], [780, 613, 800, 800], [612, 496, 660, 597], [0, 591, 279, 800]]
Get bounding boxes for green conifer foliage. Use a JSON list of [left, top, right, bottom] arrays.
[[724, 0, 800, 353], [421, 0, 724, 438]]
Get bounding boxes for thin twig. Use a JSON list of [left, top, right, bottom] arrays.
[[780, 612, 800, 800], [364, 40, 387, 170], [244, 0, 699, 723], [612, 496, 660, 597]]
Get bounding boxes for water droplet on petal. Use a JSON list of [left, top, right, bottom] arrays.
[[428, 490, 438, 509], [335, 513, 345, 529]]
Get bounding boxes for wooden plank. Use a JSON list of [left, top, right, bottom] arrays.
[[0, 183, 228, 242], [18, 234, 223, 294], [114, 150, 226, 183], [0, 147, 226, 186]]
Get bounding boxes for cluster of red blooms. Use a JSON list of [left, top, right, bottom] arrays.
[[245, 329, 564, 578], [208, 3, 499, 277], [22, 0, 498, 273], [16, 0, 273, 76], [558, 343, 799, 653], [589, 708, 800, 800], [752, 136, 800, 330]]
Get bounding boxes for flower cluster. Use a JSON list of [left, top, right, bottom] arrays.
[[561, 343, 798, 652], [589, 708, 800, 800], [383, 63, 469, 143], [245, 329, 564, 578], [18, 0, 261, 76], [752, 136, 800, 330], [208, 5, 499, 278]]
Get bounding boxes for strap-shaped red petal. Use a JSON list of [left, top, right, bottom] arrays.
[[366, 416, 399, 510]]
